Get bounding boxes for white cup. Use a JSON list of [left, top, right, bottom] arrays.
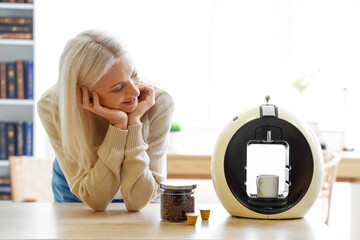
[[256, 174, 279, 198]]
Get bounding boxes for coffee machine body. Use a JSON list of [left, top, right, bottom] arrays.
[[211, 102, 323, 219]]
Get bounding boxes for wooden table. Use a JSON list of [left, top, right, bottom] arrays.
[[0, 202, 335, 239]]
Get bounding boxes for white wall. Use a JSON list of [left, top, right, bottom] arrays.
[[34, 0, 360, 157]]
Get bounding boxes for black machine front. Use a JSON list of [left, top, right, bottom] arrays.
[[224, 105, 314, 215]]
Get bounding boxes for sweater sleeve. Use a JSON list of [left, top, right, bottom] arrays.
[[120, 91, 174, 211], [37, 91, 127, 211]]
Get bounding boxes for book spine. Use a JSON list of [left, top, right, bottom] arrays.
[[0, 194, 11, 200], [0, 184, 11, 194], [0, 177, 11, 185], [0, 17, 33, 25], [0, 33, 33, 39], [0, 25, 33, 33], [25, 61, 33, 99], [0, 0, 33, 3], [0, 62, 6, 99], [15, 122, 24, 155], [23, 121, 32, 156], [6, 62, 17, 99], [7, 122, 16, 157], [0, 122, 7, 159], [16, 60, 25, 99]]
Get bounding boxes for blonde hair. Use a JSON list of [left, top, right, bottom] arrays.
[[55, 30, 125, 174]]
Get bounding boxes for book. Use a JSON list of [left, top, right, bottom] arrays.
[[0, 24, 33, 33], [0, 33, 33, 39], [0, 194, 11, 200], [16, 60, 25, 99], [23, 121, 32, 155], [2, 0, 32, 3], [0, 177, 11, 185], [0, 122, 7, 159], [0, 17, 33, 25], [0, 62, 6, 99], [7, 122, 16, 157], [0, 184, 11, 194], [15, 122, 24, 155], [0, 121, 33, 158], [6, 62, 16, 99], [24, 61, 33, 99]]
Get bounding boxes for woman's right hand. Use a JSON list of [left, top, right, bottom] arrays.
[[76, 85, 128, 129]]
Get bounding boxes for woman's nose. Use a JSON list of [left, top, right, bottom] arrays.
[[127, 79, 140, 97]]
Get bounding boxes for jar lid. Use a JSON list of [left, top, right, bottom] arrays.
[[160, 181, 197, 190]]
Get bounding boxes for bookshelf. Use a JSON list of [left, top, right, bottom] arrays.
[[0, 2, 34, 200]]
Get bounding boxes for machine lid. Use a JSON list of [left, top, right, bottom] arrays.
[[160, 181, 197, 190]]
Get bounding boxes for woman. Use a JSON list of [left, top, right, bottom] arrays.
[[37, 30, 174, 211]]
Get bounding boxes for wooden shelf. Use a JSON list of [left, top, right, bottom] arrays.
[[0, 39, 34, 46], [0, 160, 9, 167], [0, 99, 34, 106], [0, 3, 33, 10]]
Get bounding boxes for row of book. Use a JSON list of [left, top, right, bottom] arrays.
[[0, 0, 33, 3], [0, 177, 11, 200], [0, 121, 33, 159], [0, 60, 33, 99], [0, 16, 33, 40]]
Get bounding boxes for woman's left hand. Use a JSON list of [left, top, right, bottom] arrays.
[[128, 82, 155, 125]]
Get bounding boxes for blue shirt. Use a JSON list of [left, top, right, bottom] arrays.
[[52, 158, 124, 203]]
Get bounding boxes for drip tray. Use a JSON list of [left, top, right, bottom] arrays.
[[248, 194, 288, 207]]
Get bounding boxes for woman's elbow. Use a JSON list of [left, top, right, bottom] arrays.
[[86, 201, 109, 211], [124, 200, 149, 212]]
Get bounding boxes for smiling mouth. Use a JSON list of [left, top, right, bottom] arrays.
[[122, 98, 137, 105]]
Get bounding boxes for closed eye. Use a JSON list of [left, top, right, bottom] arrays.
[[110, 82, 125, 92], [113, 84, 124, 92]]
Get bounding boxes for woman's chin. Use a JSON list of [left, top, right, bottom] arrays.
[[121, 103, 138, 113]]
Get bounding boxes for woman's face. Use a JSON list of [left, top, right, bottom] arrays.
[[91, 55, 140, 113]]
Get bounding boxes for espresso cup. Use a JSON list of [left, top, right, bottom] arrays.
[[256, 174, 279, 198]]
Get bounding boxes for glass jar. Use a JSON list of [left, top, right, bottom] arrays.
[[160, 181, 197, 222]]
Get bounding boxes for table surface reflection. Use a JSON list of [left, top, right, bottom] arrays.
[[0, 202, 335, 239]]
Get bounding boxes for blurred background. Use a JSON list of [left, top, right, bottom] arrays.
[[33, 0, 360, 156]]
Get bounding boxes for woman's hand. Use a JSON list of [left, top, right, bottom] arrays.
[[128, 82, 155, 125], [76, 85, 128, 129]]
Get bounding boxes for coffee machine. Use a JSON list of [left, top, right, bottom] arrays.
[[211, 97, 323, 219]]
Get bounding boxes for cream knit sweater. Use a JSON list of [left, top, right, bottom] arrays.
[[37, 85, 174, 211]]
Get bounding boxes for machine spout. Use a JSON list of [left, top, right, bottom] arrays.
[[267, 130, 272, 142]]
